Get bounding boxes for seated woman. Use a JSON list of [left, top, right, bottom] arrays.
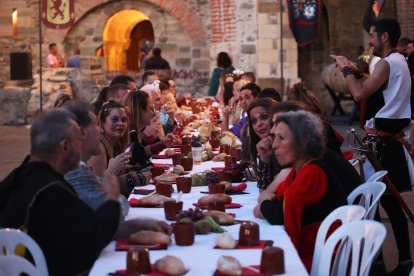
[[122, 90, 177, 169], [222, 82, 261, 139], [259, 110, 347, 272], [246, 98, 281, 190], [88, 100, 130, 178]]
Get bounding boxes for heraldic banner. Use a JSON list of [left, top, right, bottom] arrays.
[[41, 0, 75, 29], [362, 0, 384, 33], [287, 0, 321, 47]]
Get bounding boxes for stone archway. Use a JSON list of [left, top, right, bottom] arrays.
[[102, 9, 154, 72]]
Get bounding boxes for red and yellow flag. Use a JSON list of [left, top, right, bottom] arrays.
[[41, 0, 75, 29]]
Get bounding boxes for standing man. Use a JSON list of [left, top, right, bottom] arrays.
[[145, 48, 170, 70], [67, 48, 81, 68], [332, 18, 413, 275], [46, 43, 64, 68]]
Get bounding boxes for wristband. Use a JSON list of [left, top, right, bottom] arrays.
[[342, 66, 354, 78]]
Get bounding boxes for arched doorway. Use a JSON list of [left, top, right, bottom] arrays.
[[102, 9, 154, 73], [127, 20, 154, 72]]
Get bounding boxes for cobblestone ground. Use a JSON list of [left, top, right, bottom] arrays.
[[0, 123, 412, 272]]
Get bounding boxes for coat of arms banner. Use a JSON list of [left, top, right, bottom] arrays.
[[41, 0, 75, 29]]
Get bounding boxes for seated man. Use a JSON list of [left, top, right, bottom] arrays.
[[0, 109, 120, 275]]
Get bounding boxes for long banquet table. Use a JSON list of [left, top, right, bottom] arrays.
[[90, 156, 308, 276]]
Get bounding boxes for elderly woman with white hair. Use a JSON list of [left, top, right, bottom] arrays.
[[258, 110, 347, 272]]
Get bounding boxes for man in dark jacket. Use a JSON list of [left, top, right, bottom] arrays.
[[145, 47, 170, 70], [0, 109, 121, 276]]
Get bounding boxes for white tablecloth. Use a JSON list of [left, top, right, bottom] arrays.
[[89, 156, 308, 276]]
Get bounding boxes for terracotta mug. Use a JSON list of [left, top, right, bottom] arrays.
[[217, 171, 233, 183], [172, 153, 183, 166], [181, 144, 192, 156], [173, 222, 195, 246], [164, 200, 183, 221], [208, 183, 225, 194], [224, 155, 237, 168], [209, 139, 220, 149], [155, 183, 174, 197], [182, 136, 192, 145], [126, 247, 151, 274], [176, 177, 192, 193], [229, 148, 242, 159], [180, 157, 193, 171], [239, 221, 260, 246], [219, 144, 230, 154], [260, 246, 285, 274], [210, 130, 220, 140]]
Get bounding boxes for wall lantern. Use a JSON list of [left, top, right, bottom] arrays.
[[12, 8, 17, 37]]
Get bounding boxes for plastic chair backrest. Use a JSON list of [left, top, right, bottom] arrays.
[[347, 182, 386, 220], [409, 266, 414, 276], [310, 205, 366, 276], [0, 255, 43, 276], [317, 220, 386, 276], [0, 228, 48, 276], [366, 170, 388, 183]]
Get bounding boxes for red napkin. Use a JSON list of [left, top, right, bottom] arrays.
[[128, 198, 162, 208], [152, 163, 173, 168], [215, 265, 262, 275], [115, 266, 189, 275], [211, 167, 225, 172], [192, 203, 242, 209], [153, 154, 170, 159], [231, 182, 247, 193], [115, 240, 167, 251], [214, 240, 272, 250]]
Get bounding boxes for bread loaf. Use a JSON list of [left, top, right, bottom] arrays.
[[205, 210, 235, 225], [215, 232, 237, 249], [155, 255, 186, 275], [198, 194, 232, 206], [138, 194, 174, 206], [129, 230, 171, 246], [217, 255, 242, 275], [212, 153, 227, 162]]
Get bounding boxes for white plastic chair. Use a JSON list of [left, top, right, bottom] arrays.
[[0, 228, 48, 276], [316, 220, 386, 276], [0, 255, 43, 276], [366, 170, 388, 183], [310, 205, 366, 276], [347, 182, 386, 220]]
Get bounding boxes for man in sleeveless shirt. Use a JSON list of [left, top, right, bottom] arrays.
[[332, 18, 413, 275]]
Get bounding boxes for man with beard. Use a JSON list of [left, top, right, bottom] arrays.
[[0, 109, 121, 276], [332, 18, 413, 275]]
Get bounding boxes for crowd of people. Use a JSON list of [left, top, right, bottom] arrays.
[[0, 18, 413, 276]]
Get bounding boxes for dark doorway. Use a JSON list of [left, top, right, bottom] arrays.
[[126, 20, 154, 72]]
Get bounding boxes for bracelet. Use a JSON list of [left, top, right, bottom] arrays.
[[342, 66, 354, 78]]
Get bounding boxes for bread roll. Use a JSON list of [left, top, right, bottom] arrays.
[[205, 210, 235, 225], [155, 255, 186, 275], [212, 153, 227, 162], [198, 194, 232, 206], [215, 232, 237, 249], [165, 149, 176, 157], [129, 230, 171, 246], [138, 194, 174, 206], [154, 172, 177, 183], [217, 255, 242, 275]]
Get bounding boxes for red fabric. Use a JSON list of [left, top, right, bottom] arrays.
[[214, 240, 270, 250], [152, 154, 170, 159], [215, 265, 262, 275], [231, 182, 247, 193], [275, 164, 328, 272], [192, 203, 242, 209], [115, 265, 166, 275]]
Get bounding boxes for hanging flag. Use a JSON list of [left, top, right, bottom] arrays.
[[362, 0, 385, 33], [41, 0, 75, 29], [287, 0, 321, 47]]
